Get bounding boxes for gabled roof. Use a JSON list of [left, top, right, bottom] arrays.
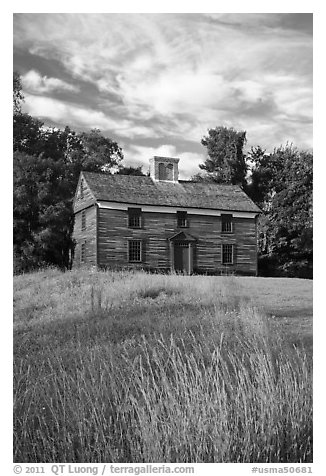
[[81, 171, 261, 213]]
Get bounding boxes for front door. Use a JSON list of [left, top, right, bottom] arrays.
[[174, 242, 190, 273]]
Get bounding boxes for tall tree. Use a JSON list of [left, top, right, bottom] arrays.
[[199, 126, 247, 185]]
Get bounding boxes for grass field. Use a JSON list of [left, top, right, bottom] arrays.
[[13, 268, 313, 463]]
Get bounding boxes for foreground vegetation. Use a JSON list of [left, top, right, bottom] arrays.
[[13, 269, 313, 463]]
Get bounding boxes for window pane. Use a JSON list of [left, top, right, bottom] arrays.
[[81, 242, 86, 262], [129, 240, 142, 262], [166, 164, 173, 180], [177, 211, 188, 227], [128, 208, 141, 228], [222, 244, 233, 264], [80, 179, 85, 199], [158, 163, 166, 180], [81, 211, 86, 230], [221, 214, 233, 233], [128, 214, 141, 227]]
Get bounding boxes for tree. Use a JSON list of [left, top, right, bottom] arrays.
[[13, 151, 75, 271], [13, 71, 24, 115], [248, 144, 313, 277], [199, 126, 247, 185], [13, 113, 44, 155], [13, 128, 124, 272], [116, 165, 145, 176], [77, 129, 123, 172], [13, 73, 125, 272], [245, 146, 272, 206]]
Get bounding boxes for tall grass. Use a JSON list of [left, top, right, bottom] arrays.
[[13, 270, 312, 463]]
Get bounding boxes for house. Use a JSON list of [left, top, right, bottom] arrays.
[[72, 156, 261, 275]]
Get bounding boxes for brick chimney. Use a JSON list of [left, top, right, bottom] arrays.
[[149, 156, 180, 182]]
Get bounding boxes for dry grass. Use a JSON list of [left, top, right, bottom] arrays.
[[13, 268, 313, 463]]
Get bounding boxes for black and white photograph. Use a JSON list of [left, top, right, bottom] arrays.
[[12, 8, 313, 471]]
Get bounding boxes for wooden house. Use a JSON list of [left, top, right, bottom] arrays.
[[72, 156, 261, 275]]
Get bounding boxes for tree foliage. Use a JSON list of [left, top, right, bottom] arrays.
[[199, 126, 247, 185], [14, 151, 74, 270], [248, 145, 313, 277], [13, 73, 124, 272], [13, 71, 24, 115], [116, 165, 145, 176]]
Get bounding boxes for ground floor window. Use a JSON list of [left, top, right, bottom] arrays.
[[222, 244, 234, 264], [128, 240, 142, 262]]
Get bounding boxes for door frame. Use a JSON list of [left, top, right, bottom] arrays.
[[169, 231, 196, 275]]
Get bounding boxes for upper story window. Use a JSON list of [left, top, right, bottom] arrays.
[[221, 214, 233, 233], [81, 210, 86, 231], [177, 211, 188, 228], [80, 179, 85, 199], [128, 208, 142, 228]]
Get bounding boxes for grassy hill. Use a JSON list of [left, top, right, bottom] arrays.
[[13, 269, 313, 463]]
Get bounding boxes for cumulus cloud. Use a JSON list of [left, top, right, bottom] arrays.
[[22, 70, 79, 93], [123, 144, 205, 179], [14, 13, 312, 151], [23, 94, 159, 139]]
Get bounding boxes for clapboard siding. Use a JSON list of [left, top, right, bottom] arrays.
[[72, 205, 97, 267], [97, 208, 257, 274], [74, 174, 96, 213]]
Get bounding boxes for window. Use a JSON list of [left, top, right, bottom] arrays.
[[81, 210, 86, 231], [177, 211, 188, 227], [222, 244, 234, 264], [166, 163, 173, 181], [158, 162, 174, 181], [158, 163, 166, 180], [128, 240, 142, 262], [81, 242, 86, 263], [221, 214, 233, 233], [80, 179, 85, 199], [128, 208, 142, 228]]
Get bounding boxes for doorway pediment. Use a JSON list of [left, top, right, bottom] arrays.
[[169, 231, 196, 242]]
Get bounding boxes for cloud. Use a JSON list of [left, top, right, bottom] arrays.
[[14, 13, 312, 152], [123, 144, 205, 179], [23, 94, 159, 139], [22, 70, 79, 93]]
